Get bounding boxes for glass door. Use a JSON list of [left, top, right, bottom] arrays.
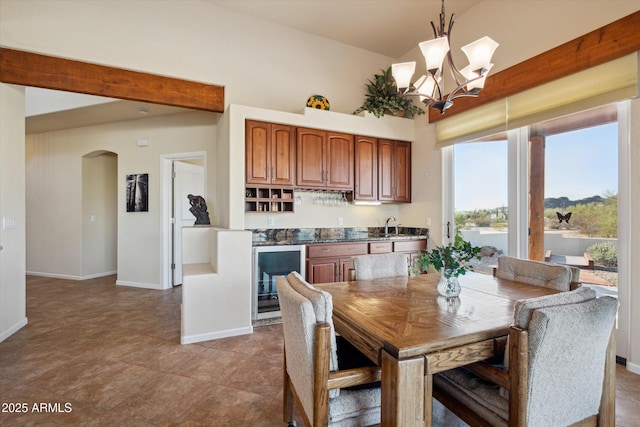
[[452, 136, 509, 274]]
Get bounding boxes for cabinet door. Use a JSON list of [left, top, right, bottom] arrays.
[[307, 257, 339, 284], [271, 123, 295, 186], [245, 120, 271, 184], [354, 136, 377, 201], [326, 132, 354, 190], [394, 141, 411, 203], [339, 257, 353, 281], [297, 128, 326, 188], [378, 139, 411, 202], [378, 139, 395, 201]]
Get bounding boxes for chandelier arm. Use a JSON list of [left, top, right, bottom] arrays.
[[444, 71, 489, 103], [445, 48, 467, 88], [447, 13, 455, 38], [430, 71, 446, 102]]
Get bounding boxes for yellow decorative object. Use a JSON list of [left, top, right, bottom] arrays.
[[306, 95, 330, 110]]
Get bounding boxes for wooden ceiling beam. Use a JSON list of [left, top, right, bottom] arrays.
[[0, 47, 224, 113], [429, 10, 640, 123]]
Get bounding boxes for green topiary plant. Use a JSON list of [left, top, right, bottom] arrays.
[[413, 231, 481, 278], [353, 67, 425, 118]]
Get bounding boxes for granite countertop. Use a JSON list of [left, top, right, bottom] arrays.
[[250, 227, 428, 246]]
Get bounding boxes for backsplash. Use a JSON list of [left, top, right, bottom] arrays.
[[250, 227, 429, 245]]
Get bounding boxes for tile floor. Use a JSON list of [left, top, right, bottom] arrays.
[[0, 275, 638, 426]]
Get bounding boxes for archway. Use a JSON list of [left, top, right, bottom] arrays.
[[82, 150, 118, 279]]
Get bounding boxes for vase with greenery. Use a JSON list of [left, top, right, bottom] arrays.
[[353, 67, 425, 118], [414, 233, 481, 298]]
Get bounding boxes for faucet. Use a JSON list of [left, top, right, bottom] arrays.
[[385, 217, 397, 236]]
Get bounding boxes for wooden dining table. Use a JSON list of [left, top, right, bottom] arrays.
[[317, 271, 559, 427]]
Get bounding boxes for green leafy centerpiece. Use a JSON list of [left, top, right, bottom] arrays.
[[353, 67, 425, 118], [414, 235, 480, 298]]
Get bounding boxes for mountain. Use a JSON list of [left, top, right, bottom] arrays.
[[544, 195, 604, 209]]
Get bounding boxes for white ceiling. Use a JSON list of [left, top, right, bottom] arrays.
[[207, 0, 480, 58]]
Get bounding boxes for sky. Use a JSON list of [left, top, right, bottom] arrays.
[[454, 122, 618, 212]]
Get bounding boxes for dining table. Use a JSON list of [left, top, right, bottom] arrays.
[[317, 271, 559, 427]]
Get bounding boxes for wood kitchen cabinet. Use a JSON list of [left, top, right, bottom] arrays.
[[296, 128, 354, 190], [353, 135, 378, 201], [306, 242, 367, 284], [306, 239, 426, 283], [394, 239, 427, 271], [245, 120, 295, 186], [378, 139, 411, 203]]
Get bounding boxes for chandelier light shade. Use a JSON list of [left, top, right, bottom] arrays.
[[392, 0, 498, 114]]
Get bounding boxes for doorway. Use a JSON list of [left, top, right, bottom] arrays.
[[161, 153, 207, 288]]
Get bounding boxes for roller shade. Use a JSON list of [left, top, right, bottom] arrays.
[[435, 52, 638, 148]]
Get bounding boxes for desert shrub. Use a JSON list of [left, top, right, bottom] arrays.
[[586, 241, 618, 267]]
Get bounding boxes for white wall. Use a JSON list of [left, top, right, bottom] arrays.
[[181, 227, 252, 343], [25, 111, 217, 287], [0, 84, 26, 341]]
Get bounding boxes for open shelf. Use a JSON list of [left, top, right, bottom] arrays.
[[245, 186, 295, 213]]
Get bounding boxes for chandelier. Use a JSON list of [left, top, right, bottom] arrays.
[[391, 0, 498, 114]]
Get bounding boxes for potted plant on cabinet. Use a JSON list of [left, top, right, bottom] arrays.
[[414, 232, 481, 298], [353, 67, 425, 118]]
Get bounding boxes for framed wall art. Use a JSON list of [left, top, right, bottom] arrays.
[[126, 173, 149, 212]]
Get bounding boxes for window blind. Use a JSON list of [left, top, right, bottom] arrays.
[[435, 52, 638, 148]]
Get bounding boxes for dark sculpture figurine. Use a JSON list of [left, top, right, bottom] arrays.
[[188, 194, 211, 225]]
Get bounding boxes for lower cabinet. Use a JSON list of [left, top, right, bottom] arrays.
[[306, 239, 427, 284], [307, 257, 354, 284], [306, 242, 367, 284], [394, 240, 427, 271]]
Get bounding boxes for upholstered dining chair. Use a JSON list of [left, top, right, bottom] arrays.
[[433, 287, 618, 427], [277, 272, 381, 427], [493, 256, 574, 291], [353, 252, 409, 280]]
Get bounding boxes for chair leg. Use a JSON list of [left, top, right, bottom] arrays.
[[283, 352, 295, 425]]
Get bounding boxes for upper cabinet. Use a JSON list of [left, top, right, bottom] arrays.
[[378, 139, 411, 203], [297, 128, 354, 190], [246, 120, 295, 186], [245, 119, 411, 206], [354, 135, 378, 201]]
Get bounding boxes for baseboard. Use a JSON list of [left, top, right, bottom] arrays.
[[626, 361, 640, 375], [27, 271, 117, 281], [27, 271, 82, 280], [0, 317, 28, 343], [181, 326, 253, 345], [116, 280, 164, 290], [81, 271, 117, 280]]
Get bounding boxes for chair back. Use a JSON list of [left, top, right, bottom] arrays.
[[287, 272, 339, 374], [522, 295, 617, 426], [353, 253, 409, 280], [496, 256, 572, 291], [277, 276, 318, 419]]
